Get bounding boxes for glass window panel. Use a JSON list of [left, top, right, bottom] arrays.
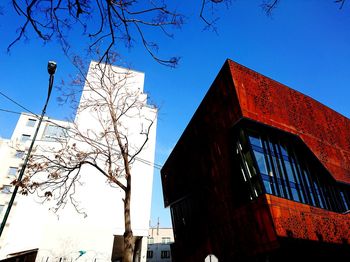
[[322, 186, 333, 210], [237, 127, 350, 213], [43, 125, 68, 140], [148, 237, 154, 244], [313, 181, 325, 209], [8, 167, 18, 176], [20, 134, 31, 143], [302, 170, 315, 205], [291, 188, 300, 202], [340, 191, 349, 211], [284, 160, 295, 183], [263, 179, 272, 194], [251, 176, 263, 195], [243, 153, 256, 177], [15, 150, 25, 158], [253, 150, 268, 175], [290, 162, 306, 203], [161, 250, 171, 259], [271, 156, 285, 198], [279, 144, 289, 157], [308, 191, 315, 206], [240, 166, 247, 182], [26, 118, 36, 127], [162, 237, 171, 244], [1, 185, 12, 194], [147, 250, 153, 258], [248, 134, 262, 148]]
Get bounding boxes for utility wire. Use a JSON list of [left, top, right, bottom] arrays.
[[0, 90, 36, 116], [0, 90, 163, 170], [0, 108, 22, 115], [0, 106, 163, 170]]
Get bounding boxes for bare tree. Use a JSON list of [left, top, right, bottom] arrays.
[[7, 0, 185, 66], [14, 60, 157, 262], [5, 0, 347, 66], [5, 0, 234, 66], [261, 0, 348, 15]]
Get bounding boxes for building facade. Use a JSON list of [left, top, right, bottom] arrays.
[[0, 62, 157, 262], [161, 60, 350, 261], [146, 228, 174, 262]]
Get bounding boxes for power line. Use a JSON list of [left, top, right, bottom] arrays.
[[0, 106, 163, 170], [0, 90, 36, 116], [0, 108, 22, 115], [0, 89, 163, 170]]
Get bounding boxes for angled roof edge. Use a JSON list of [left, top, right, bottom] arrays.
[[227, 59, 350, 184]]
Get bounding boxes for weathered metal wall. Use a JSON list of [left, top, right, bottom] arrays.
[[229, 60, 350, 184], [266, 194, 350, 243], [162, 59, 350, 261], [162, 62, 281, 261]]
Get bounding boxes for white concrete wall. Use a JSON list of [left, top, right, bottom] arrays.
[[0, 62, 157, 262]]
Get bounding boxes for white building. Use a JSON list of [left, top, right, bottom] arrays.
[[0, 61, 157, 262], [146, 228, 174, 262]]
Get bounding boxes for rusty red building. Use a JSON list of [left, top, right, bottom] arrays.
[[161, 60, 350, 261]]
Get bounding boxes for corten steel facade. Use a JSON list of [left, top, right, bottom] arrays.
[[161, 60, 350, 262]]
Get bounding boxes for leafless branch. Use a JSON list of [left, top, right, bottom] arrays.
[[21, 58, 156, 224], [261, 0, 280, 16], [8, 0, 184, 67], [335, 0, 346, 9]]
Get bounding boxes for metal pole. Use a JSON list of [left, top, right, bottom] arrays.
[[0, 61, 57, 237]]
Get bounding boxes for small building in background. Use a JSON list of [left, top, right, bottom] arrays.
[[147, 227, 174, 262], [161, 59, 350, 261]]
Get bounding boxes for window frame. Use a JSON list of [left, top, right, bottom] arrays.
[[161, 237, 171, 244], [8, 167, 18, 177], [42, 124, 68, 141], [1, 185, 12, 194], [20, 134, 31, 143], [15, 150, 25, 158], [146, 250, 153, 259], [147, 237, 154, 244], [234, 122, 350, 214], [26, 118, 37, 127], [161, 250, 170, 259]]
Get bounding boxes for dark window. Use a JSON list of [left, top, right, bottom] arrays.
[[234, 126, 350, 213], [26, 118, 36, 127], [162, 237, 171, 244], [146, 250, 153, 258], [8, 167, 18, 176], [21, 134, 31, 143], [43, 125, 68, 141], [1, 185, 12, 194], [15, 150, 25, 158], [161, 250, 170, 259], [170, 194, 205, 245], [147, 237, 154, 244]]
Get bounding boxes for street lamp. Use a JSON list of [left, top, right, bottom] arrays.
[[0, 61, 57, 237]]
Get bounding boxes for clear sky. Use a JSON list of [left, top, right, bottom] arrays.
[[1, 1, 350, 228]]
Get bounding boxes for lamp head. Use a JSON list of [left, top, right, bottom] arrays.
[[48, 61, 57, 75]]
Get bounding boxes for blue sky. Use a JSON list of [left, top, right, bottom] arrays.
[[1, 1, 350, 227]]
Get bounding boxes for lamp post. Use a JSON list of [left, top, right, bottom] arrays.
[[0, 61, 57, 237]]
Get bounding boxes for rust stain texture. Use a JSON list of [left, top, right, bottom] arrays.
[[229, 196, 279, 255], [228, 60, 350, 184], [266, 195, 350, 244], [162, 64, 242, 206], [162, 60, 350, 261]]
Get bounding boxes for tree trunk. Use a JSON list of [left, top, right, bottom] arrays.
[[123, 175, 134, 262]]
